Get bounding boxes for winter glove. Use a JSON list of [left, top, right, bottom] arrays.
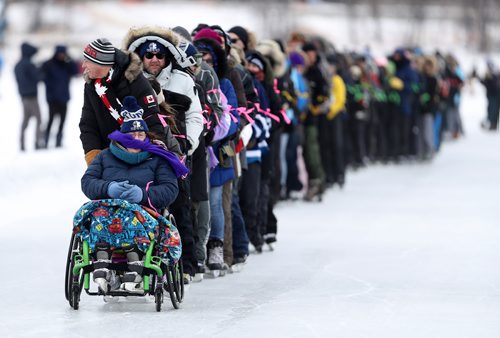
[[120, 185, 143, 204], [107, 180, 130, 199]]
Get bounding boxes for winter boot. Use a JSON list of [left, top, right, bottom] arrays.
[[122, 246, 143, 292], [207, 239, 224, 272], [304, 178, 322, 202], [93, 243, 111, 293]]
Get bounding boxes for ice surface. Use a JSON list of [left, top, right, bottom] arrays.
[[0, 2, 499, 338]]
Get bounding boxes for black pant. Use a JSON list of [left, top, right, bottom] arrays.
[[239, 162, 262, 247], [170, 177, 196, 275], [45, 101, 67, 147]]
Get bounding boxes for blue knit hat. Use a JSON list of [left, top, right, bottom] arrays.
[[120, 96, 149, 133], [138, 40, 168, 59]]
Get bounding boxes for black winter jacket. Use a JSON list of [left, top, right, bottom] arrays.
[[79, 49, 164, 154]]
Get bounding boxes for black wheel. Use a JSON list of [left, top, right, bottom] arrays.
[[154, 286, 163, 312], [171, 261, 184, 302], [66, 234, 84, 307], [72, 284, 80, 310], [164, 265, 180, 309], [65, 233, 76, 301]]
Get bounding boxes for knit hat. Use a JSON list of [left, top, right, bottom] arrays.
[[302, 42, 317, 53], [289, 51, 305, 67], [193, 28, 223, 46], [138, 40, 168, 59], [83, 38, 115, 66], [228, 26, 249, 49], [172, 26, 192, 42], [247, 55, 265, 72], [120, 96, 149, 133]]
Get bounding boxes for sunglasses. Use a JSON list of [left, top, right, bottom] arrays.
[[144, 52, 165, 60]]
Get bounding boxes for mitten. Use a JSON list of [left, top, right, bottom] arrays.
[[120, 185, 143, 203], [107, 181, 130, 198]]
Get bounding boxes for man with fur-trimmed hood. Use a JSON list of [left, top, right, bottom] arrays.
[[79, 38, 164, 166], [123, 26, 204, 156]]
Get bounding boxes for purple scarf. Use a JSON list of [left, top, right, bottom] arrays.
[[108, 131, 189, 178]]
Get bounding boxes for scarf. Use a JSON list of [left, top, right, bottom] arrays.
[[110, 142, 151, 164], [108, 131, 189, 178]]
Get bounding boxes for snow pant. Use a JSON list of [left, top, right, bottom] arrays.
[[400, 113, 412, 157], [285, 127, 303, 193], [303, 124, 324, 181], [256, 150, 271, 243], [44, 101, 67, 148], [280, 132, 289, 192], [421, 113, 435, 158], [209, 185, 224, 241], [487, 95, 500, 130], [232, 177, 249, 258], [191, 144, 210, 264], [170, 177, 196, 276], [331, 113, 346, 182], [434, 112, 443, 151], [239, 162, 262, 248], [349, 116, 368, 165], [446, 105, 464, 137], [222, 180, 233, 266], [319, 114, 334, 183], [20, 96, 43, 150], [192, 200, 210, 264], [387, 104, 401, 161]]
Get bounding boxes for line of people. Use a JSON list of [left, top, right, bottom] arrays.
[[76, 24, 465, 288], [14, 43, 79, 151]]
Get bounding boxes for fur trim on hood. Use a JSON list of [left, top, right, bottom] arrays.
[[256, 39, 287, 78], [123, 26, 197, 69], [122, 26, 180, 53], [246, 31, 258, 52]]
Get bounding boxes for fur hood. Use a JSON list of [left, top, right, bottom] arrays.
[[83, 49, 143, 84], [256, 39, 287, 78], [122, 25, 180, 53]]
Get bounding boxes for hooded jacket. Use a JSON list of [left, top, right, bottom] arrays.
[[79, 49, 164, 155], [123, 26, 204, 155], [14, 43, 40, 97]]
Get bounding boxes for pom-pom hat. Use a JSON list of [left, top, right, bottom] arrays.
[[120, 96, 149, 133]]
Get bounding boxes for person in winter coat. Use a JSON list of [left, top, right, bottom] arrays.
[[81, 96, 187, 293], [41, 45, 79, 148], [79, 38, 164, 166], [123, 26, 204, 155], [123, 27, 204, 281], [14, 42, 43, 151]]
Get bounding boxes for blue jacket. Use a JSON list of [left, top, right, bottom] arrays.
[[41, 48, 79, 103], [81, 147, 179, 210], [14, 43, 40, 97], [209, 78, 239, 187]]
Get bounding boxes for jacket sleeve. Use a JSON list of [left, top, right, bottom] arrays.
[[327, 75, 347, 120], [79, 86, 103, 154], [133, 75, 166, 140], [142, 159, 179, 209], [182, 74, 204, 155], [81, 152, 111, 200]]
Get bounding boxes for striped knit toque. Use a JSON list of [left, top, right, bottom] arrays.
[[83, 38, 115, 66]]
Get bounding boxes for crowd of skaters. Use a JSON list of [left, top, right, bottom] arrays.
[[67, 24, 469, 285]]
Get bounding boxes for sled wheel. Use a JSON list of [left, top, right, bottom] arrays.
[[154, 286, 162, 312], [165, 265, 180, 309]]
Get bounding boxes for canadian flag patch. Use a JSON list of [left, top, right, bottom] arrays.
[[144, 95, 155, 104]]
